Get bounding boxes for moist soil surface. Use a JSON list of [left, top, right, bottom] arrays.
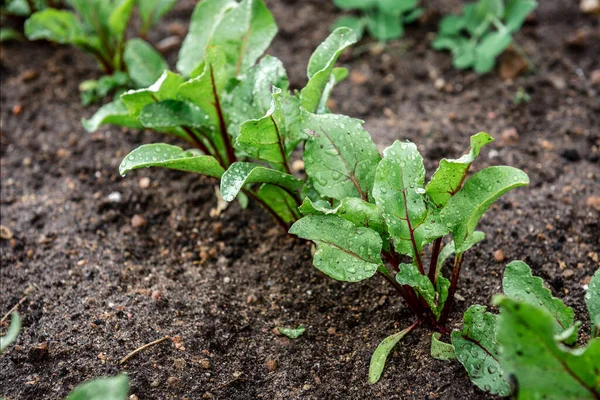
[[1, 0, 599, 399]]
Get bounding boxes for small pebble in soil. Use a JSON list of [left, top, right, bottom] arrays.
[[151, 290, 164, 302], [0, 225, 14, 240], [107, 192, 122, 203], [493, 250, 505, 262], [199, 359, 211, 369], [265, 358, 277, 372], [128, 395, 139, 400], [139, 177, 151, 189], [247, 295, 258, 304], [500, 128, 519, 146], [28, 342, 49, 361], [12, 104, 22, 115], [22, 157, 32, 167], [166, 377, 180, 387], [562, 269, 574, 279], [591, 70, 600, 86], [560, 149, 581, 162], [131, 214, 147, 229], [223, 277, 231, 284], [585, 196, 600, 211]]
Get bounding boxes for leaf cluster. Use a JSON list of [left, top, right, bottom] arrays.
[[86, 0, 358, 230], [432, 0, 537, 73], [24, 0, 175, 85], [290, 130, 528, 382], [434, 262, 600, 398], [332, 0, 424, 41]]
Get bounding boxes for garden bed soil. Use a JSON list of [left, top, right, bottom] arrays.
[[1, 0, 599, 399]]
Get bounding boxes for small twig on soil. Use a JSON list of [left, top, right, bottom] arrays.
[[1, 296, 27, 324], [120, 336, 171, 364]]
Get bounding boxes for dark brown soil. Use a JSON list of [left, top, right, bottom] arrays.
[[1, 0, 599, 399]]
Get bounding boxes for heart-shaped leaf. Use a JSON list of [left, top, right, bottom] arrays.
[[503, 261, 576, 343], [289, 215, 383, 282], [452, 305, 510, 396], [220, 162, 302, 202], [119, 144, 224, 178], [495, 296, 600, 399], [441, 166, 528, 254], [302, 111, 381, 201]]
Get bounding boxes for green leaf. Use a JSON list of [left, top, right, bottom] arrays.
[[369, 324, 414, 384], [495, 296, 600, 399], [441, 166, 528, 254], [302, 111, 381, 201], [178, 47, 227, 129], [289, 215, 383, 282], [334, 0, 377, 11], [138, 100, 210, 130], [316, 66, 349, 114], [300, 27, 357, 113], [0, 312, 21, 354], [108, 0, 135, 39], [210, 0, 277, 76], [236, 86, 303, 170], [176, 0, 236, 76], [372, 141, 427, 257], [121, 70, 184, 115], [426, 132, 494, 207], [298, 197, 387, 234], [503, 260, 575, 343], [0, 28, 24, 42], [66, 375, 129, 400], [25, 9, 84, 44], [451, 305, 510, 396], [226, 55, 290, 140], [585, 268, 600, 338], [332, 16, 366, 41], [123, 38, 168, 88], [436, 232, 486, 277], [367, 10, 403, 41], [436, 276, 451, 315], [396, 263, 439, 318], [178, 47, 229, 163], [276, 325, 305, 339], [438, 15, 465, 36], [430, 332, 456, 361], [474, 30, 512, 74], [257, 184, 300, 223], [504, 0, 537, 32], [220, 162, 302, 202], [378, 0, 418, 15], [82, 99, 142, 132], [453, 41, 476, 69], [119, 144, 224, 178], [138, 0, 177, 34]]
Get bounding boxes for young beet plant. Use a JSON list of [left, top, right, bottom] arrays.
[[333, 0, 424, 41], [433, 262, 600, 398], [289, 131, 529, 383], [84, 0, 358, 230], [24, 0, 176, 103], [432, 0, 537, 73]]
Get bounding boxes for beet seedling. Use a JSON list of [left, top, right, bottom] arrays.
[[85, 0, 357, 230], [332, 0, 424, 41], [432, 0, 537, 73], [66, 375, 129, 400], [0, 312, 21, 354], [434, 262, 600, 398], [289, 130, 529, 383], [24, 0, 175, 102]]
